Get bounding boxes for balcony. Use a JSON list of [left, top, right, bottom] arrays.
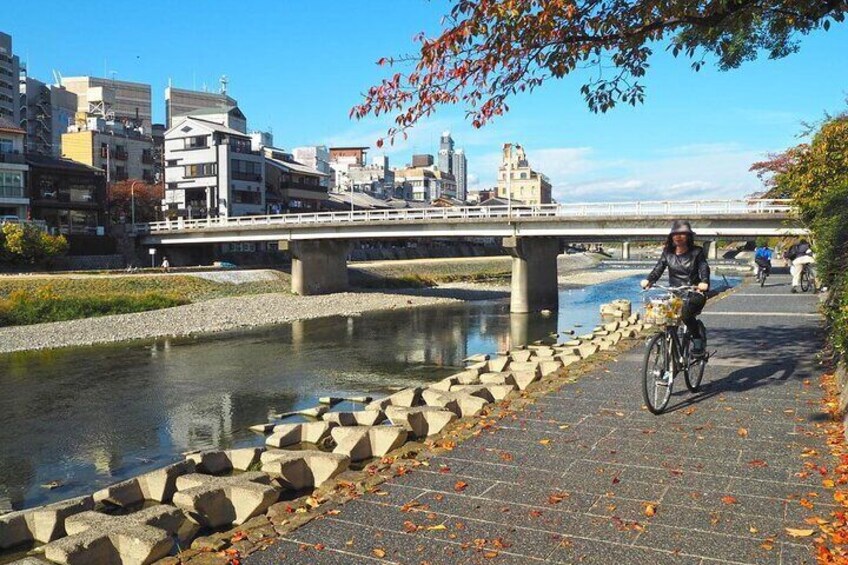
[[113, 149, 129, 161], [232, 171, 262, 182], [0, 151, 25, 164]]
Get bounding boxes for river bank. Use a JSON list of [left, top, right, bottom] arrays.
[[0, 256, 641, 354]]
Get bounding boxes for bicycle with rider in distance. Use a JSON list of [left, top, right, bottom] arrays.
[[641, 285, 710, 414], [800, 263, 817, 293], [755, 261, 769, 287]]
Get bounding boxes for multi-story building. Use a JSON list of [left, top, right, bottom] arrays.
[[250, 131, 273, 152], [151, 123, 165, 183], [170, 105, 247, 135], [0, 118, 28, 218], [0, 32, 20, 124], [412, 154, 434, 168], [496, 143, 552, 205], [165, 85, 237, 128], [292, 145, 331, 188], [347, 155, 395, 198], [394, 165, 456, 202], [163, 116, 265, 218], [438, 132, 468, 201], [263, 147, 328, 213], [18, 74, 78, 156], [61, 118, 156, 183], [61, 76, 152, 134], [329, 146, 368, 193], [25, 153, 107, 237]]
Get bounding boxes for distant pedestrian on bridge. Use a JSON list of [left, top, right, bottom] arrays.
[[641, 220, 711, 355]]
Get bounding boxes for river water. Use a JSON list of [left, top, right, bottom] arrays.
[[0, 274, 664, 510]]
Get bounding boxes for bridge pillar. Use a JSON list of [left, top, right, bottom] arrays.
[[621, 242, 631, 260], [705, 240, 719, 260], [290, 240, 352, 295], [504, 236, 562, 314]]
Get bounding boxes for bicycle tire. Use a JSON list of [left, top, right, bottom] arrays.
[[801, 268, 811, 292], [684, 322, 707, 393], [642, 332, 673, 414], [760, 268, 766, 287]]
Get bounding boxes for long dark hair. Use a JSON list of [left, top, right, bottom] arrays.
[[664, 232, 694, 253]]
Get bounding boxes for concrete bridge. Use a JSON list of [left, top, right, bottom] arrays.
[[138, 199, 802, 313]]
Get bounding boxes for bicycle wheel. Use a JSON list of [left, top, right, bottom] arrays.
[[801, 268, 811, 292], [684, 322, 707, 392], [642, 332, 673, 414], [760, 268, 766, 287]]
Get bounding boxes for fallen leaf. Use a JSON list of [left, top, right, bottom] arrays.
[[823, 479, 836, 488], [643, 503, 657, 517], [749, 525, 759, 534], [737, 427, 749, 438], [403, 520, 419, 533], [426, 524, 447, 531], [748, 460, 768, 468], [454, 481, 468, 492], [785, 528, 815, 538], [547, 492, 568, 504], [760, 538, 775, 551], [372, 548, 387, 558], [721, 495, 738, 505], [539, 438, 552, 446], [314, 543, 325, 551], [483, 550, 499, 559]]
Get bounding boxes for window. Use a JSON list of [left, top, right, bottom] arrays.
[[0, 171, 23, 198], [167, 183, 178, 190], [233, 190, 261, 204], [185, 163, 217, 178], [167, 159, 179, 166], [0, 138, 13, 153], [186, 136, 207, 149]]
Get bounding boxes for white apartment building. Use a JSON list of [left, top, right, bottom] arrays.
[[292, 145, 331, 188], [0, 33, 20, 125], [347, 155, 394, 198], [0, 118, 28, 218], [163, 117, 264, 218], [394, 166, 456, 202]]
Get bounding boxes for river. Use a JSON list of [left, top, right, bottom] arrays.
[[0, 274, 677, 511]]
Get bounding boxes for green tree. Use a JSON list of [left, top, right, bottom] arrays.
[[353, 0, 847, 143], [1, 223, 69, 265]]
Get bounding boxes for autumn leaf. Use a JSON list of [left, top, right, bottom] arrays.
[[737, 427, 749, 438], [403, 520, 419, 533], [785, 527, 815, 538], [721, 495, 738, 505], [426, 524, 447, 531], [372, 548, 387, 558], [483, 550, 499, 559], [748, 460, 768, 468], [454, 481, 469, 492], [539, 438, 552, 446], [643, 503, 657, 517]]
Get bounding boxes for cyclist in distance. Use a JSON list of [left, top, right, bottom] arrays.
[[754, 242, 773, 278], [640, 220, 711, 355]]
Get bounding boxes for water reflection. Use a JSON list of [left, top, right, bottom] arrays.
[[0, 275, 654, 509]]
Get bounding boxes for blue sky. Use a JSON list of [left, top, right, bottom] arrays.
[[6, 1, 848, 201]]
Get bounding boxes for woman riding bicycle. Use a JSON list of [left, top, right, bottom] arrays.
[[640, 220, 711, 355]]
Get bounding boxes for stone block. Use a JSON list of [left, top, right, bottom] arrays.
[[531, 346, 555, 358], [365, 388, 423, 411], [603, 321, 620, 332], [260, 451, 350, 490], [463, 353, 490, 363], [427, 377, 457, 392], [265, 421, 335, 449], [269, 405, 329, 420], [605, 331, 623, 344], [510, 350, 532, 363], [511, 371, 539, 390], [507, 361, 541, 377], [557, 354, 581, 367], [577, 343, 599, 358], [452, 370, 481, 385], [174, 473, 279, 528], [385, 406, 457, 438], [578, 333, 595, 341], [42, 505, 183, 565], [94, 460, 194, 508], [466, 361, 489, 375], [479, 372, 512, 385], [421, 389, 489, 418], [561, 339, 581, 347], [539, 360, 563, 377], [0, 496, 93, 549], [487, 356, 510, 373], [331, 425, 408, 462], [187, 448, 264, 474], [318, 396, 371, 405], [449, 384, 514, 402], [595, 339, 613, 351], [322, 410, 385, 426]]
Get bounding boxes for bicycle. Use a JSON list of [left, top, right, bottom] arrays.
[[641, 285, 709, 414], [755, 261, 770, 287], [800, 263, 816, 293]]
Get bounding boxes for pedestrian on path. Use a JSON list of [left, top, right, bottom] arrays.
[[161, 256, 170, 273], [641, 219, 711, 355]]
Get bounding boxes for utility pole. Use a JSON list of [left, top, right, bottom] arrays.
[[506, 144, 512, 218]]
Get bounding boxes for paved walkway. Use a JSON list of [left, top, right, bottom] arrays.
[[250, 275, 825, 564]]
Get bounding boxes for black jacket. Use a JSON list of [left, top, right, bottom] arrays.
[[648, 246, 711, 288]]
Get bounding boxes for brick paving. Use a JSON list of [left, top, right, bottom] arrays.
[[249, 275, 825, 564]]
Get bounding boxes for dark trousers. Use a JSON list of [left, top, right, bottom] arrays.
[[682, 292, 706, 339]]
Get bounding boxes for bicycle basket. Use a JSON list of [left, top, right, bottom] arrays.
[[643, 295, 684, 326]]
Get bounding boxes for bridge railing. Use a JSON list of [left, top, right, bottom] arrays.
[[141, 199, 794, 233]]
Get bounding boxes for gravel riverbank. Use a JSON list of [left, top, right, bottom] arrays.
[[0, 265, 643, 355]]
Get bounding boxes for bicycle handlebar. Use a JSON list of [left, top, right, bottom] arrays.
[[642, 284, 697, 293]]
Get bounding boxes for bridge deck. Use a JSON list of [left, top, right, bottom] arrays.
[[248, 276, 824, 564]]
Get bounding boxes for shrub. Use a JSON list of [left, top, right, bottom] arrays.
[[0, 223, 68, 265]]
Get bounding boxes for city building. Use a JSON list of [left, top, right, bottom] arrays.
[[329, 146, 368, 193], [292, 145, 331, 188], [250, 131, 273, 152], [151, 123, 166, 182], [438, 131, 468, 201], [25, 153, 107, 237], [393, 165, 456, 202], [0, 118, 28, 218], [18, 74, 78, 156], [0, 32, 19, 124], [170, 105, 247, 135], [347, 154, 395, 198], [61, 117, 156, 183], [411, 154, 434, 168], [165, 84, 237, 128], [163, 116, 264, 218], [496, 143, 552, 205], [60, 76, 153, 134], [263, 147, 328, 213]]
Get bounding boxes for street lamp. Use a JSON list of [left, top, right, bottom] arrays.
[[506, 145, 513, 218], [130, 180, 140, 227]]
